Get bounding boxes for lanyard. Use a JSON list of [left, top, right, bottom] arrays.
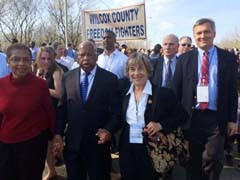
[[134, 93, 139, 122]]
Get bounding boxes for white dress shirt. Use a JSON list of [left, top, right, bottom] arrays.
[[126, 80, 152, 127], [97, 49, 128, 79]]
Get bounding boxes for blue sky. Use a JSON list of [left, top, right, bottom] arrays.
[[90, 0, 239, 47]]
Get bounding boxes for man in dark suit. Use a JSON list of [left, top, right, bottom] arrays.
[[172, 18, 238, 180], [151, 34, 179, 88], [53, 41, 120, 180]]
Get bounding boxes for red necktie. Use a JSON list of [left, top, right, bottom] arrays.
[[200, 51, 209, 110]]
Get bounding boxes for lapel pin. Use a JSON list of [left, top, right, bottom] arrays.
[[148, 99, 152, 104]]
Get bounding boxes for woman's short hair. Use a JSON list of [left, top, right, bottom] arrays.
[[125, 52, 153, 77], [6, 43, 32, 60]]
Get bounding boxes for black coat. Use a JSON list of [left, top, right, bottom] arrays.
[[56, 66, 121, 151], [171, 47, 238, 133]]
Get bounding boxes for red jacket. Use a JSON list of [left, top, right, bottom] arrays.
[[0, 73, 55, 143]]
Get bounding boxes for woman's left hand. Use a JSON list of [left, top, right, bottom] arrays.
[[143, 121, 162, 136]]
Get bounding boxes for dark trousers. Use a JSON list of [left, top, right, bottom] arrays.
[[0, 131, 48, 180], [186, 110, 225, 180], [64, 142, 111, 180], [119, 127, 158, 180]]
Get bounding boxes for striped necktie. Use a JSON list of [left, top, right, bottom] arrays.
[[200, 51, 209, 110]]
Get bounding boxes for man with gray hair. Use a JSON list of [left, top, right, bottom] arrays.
[[172, 18, 238, 180], [151, 34, 179, 88]]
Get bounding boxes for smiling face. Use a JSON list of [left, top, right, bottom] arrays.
[[194, 22, 216, 51], [128, 62, 148, 88], [8, 49, 32, 78]]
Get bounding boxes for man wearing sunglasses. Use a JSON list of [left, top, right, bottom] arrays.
[[178, 36, 192, 55]]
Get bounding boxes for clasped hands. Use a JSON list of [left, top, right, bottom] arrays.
[[52, 128, 111, 154]]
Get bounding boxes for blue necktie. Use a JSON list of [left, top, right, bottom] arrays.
[[81, 73, 89, 103]]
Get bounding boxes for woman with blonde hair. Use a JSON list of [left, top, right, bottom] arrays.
[[36, 46, 63, 180]]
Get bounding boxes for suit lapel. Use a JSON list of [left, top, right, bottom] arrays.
[[191, 50, 198, 86], [144, 94, 153, 124], [75, 68, 82, 102], [158, 57, 164, 86], [187, 50, 198, 96], [123, 94, 130, 122], [153, 57, 164, 86]]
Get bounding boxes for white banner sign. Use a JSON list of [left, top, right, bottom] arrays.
[[83, 3, 147, 41]]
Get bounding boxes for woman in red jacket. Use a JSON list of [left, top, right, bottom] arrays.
[[0, 43, 55, 180]]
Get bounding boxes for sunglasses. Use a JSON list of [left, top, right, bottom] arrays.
[[181, 43, 191, 47]]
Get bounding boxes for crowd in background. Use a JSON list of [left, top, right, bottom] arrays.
[[0, 17, 240, 180]]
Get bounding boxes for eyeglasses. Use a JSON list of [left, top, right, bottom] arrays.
[[181, 43, 191, 47], [10, 56, 31, 64]]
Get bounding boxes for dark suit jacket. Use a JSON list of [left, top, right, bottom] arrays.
[[151, 56, 164, 86], [120, 83, 188, 145], [56, 66, 121, 151], [171, 47, 238, 133]]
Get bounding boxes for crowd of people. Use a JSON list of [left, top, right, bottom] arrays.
[[0, 17, 240, 180]]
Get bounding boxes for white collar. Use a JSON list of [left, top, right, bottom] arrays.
[[103, 49, 118, 57], [163, 55, 177, 65], [198, 45, 215, 55], [80, 65, 97, 76], [126, 80, 152, 96]]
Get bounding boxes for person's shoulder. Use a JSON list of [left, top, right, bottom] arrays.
[[216, 46, 236, 59], [177, 49, 197, 65], [0, 74, 9, 82], [155, 56, 164, 63], [115, 50, 128, 60], [153, 85, 175, 97], [0, 53, 6, 61], [64, 68, 78, 78], [179, 49, 196, 59], [98, 52, 104, 58], [0, 52, 6, 57], [97, 66, 118, 80]]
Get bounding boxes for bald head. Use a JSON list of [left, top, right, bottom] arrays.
[[162, 34, 179, 59], [77, 40, 98, 73]]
